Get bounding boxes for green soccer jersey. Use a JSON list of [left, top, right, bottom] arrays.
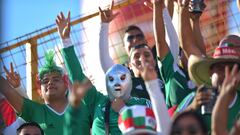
[[18, 98, 67, 135], [158, 52, 196, 108], [82, 87, 151, 135], [176, 91, 240, 132], [17, 45, 94, 135], [61, 46, 151, 135], [131, 77, 150, 99], [61, 46, 94, 135], [131, 77, 165, 100], [91, 96, 151, 135]]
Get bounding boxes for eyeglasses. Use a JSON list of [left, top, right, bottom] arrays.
[[171, 125, 202, 135], [127, 33, 144, 42]]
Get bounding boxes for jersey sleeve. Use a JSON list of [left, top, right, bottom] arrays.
[[162, 8, 180, 64], [61, 46, 107, 135], [17, 98, 42, 122], [99, 23, 114, 73], [145, 79, 171, 135], [61, 46, 86, 82], [61, 46, 106, 110], [158, 52, 176, 83]]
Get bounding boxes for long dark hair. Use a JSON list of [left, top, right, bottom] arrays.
[[170, 111, 208, 135]]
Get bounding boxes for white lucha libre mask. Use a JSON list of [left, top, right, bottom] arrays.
[[106, 64, 132, 101]]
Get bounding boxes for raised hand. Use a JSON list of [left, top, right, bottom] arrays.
[[177, 0, 190, 7], [56, 11, 71, 39], [189, 0, 206, 21], [230, 120, 240, 135], [99, 0, 119, 23], [133, 57, 157, 81], [220, 64, 240, 96], [3, 62, 20, 88], [188, 85, 212, 111], [68, 80, 91, 108], [0, 75, 24, 113], [211, 64, 240, 135]]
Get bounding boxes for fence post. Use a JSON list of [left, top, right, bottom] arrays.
[[26, 39, 41, 102]]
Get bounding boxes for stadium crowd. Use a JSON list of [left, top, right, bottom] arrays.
[[1, 0, 240, 135]]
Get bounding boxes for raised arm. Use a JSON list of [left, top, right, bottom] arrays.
[[56, 11, 87, 82], [212, 65, 240, 135], [178, 0, 202, 58], [0, 63, 30, 113], [145, 0, 180, 63], [189, 1, 206, 56], [153, 0, 169, 60], [139, 56, 171, 135], [165, 0, 174, 18], [162, 6, 180, 63], [61, 45, 86, 83], [145, 0, 174, 18], [3, 63, 28, 98], [98, 0, 118, 72], [0, 76, 23, 113]]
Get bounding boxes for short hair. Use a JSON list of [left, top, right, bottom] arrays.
[[129, 43, 151, 57], [17, 122, 44, 135], [124, 25, 144, 34]]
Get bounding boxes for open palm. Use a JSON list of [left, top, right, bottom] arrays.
[[56, 11, 71, 39]]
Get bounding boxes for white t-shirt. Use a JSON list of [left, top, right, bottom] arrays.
[[3, 117, 25, 135]]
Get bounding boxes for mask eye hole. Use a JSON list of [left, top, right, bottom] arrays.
[[109, 76, 114, 82], [120, 74, 126, 81]]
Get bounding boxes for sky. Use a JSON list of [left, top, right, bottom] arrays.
[[0, 0, 114, 93], [1, 0, 239, 44], [1, 0, 114, 43], [1, 0, 80, 43], [0, 0, 81, 91]]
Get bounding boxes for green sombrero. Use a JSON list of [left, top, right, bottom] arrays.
[[188, 35, 240, 87]]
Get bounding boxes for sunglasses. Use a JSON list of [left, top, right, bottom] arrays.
[[40, 77, 62, 85], [127, 33, 144, 42], [171, 125, 202, 135]]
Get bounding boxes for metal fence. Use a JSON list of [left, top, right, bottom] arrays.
[[0, 0, 239, 101]]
